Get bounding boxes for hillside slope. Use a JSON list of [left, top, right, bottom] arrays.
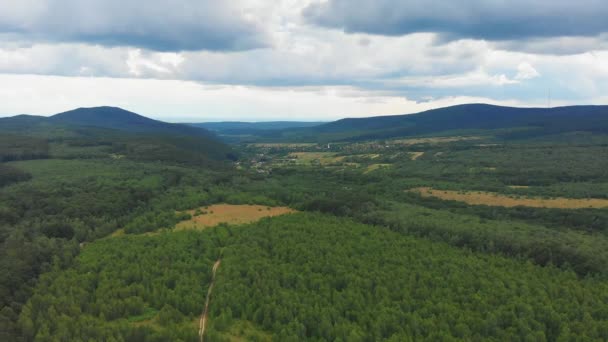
[[51, 107, 214, 137], [282, 104, 608, 141], [191, 121, 325, 132], [189, 121, 326, 143], [0, 107, 234, 164]]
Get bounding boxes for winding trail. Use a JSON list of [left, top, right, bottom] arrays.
[[199, 259, 221, 342]]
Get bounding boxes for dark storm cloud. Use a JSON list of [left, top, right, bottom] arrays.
[[0, 0, 268, 52], [304, 0, 608, 41]]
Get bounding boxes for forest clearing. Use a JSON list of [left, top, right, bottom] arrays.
[[364, 163, 392, 173], [175, 204, 296, 230], [410, 187, 608, 209], [392, 135, 483, 145], [409, 152, 424, 160], [249, 143, 317, 148], [287, 152, 345, 165]]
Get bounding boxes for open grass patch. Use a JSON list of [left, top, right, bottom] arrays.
[[408, 152, 424, 160], [249, 143, 317, 148], [364, 163, 392, 173], [175, 204, 296, 230], [287, 152, 345, 165], [392, 135, 483, 145], [409, 187, 608, 209]]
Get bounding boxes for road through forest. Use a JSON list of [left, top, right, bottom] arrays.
[[199, 259, 221, 342]]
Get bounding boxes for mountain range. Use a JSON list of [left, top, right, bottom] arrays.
[[2, 104, 607, 145], [274, 104, 608, 142], [190, 121, 325, 133]]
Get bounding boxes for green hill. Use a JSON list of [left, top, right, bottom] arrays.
[[52, 107, 215, 137], [190, 121, 324, 132], [278, 104, 608, 142], [0, 107, 235, 165]]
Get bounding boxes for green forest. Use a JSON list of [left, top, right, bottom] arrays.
[[16, 214, 608, 341], [2, 107, 608, 341]]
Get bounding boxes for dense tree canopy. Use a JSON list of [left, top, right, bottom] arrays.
[[3, 117, 608, 341], [16, 214, 608, 341]]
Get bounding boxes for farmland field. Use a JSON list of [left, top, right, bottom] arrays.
[[174, 204, 296, 230], [408, 151, 424, 160], [409, 187, 608, 209], [249, 143, 317, 148], [364, 163, 392, 173], [392, 135, 484, 145], [287, 152, 345, 165]]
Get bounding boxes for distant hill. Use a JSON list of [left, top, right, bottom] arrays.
[[190, 121, 324, 134], [0, 114, 49, 131], [0, 107, 234, 165], [51, 107, 215, 137], [278, 104, 608, 142], [188, 121, 325, 143]]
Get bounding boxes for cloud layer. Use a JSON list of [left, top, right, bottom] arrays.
[[0, 0, 606, 120], [0, 0, 268, 51], [304, 0, 608, 41]]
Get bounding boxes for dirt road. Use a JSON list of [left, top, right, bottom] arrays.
[[199, 259, 221, 342]]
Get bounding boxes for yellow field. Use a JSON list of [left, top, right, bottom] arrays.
[[409, 152, 424, 160], [175, 204, 296, 230], [356, 153, 380, 159], [249, 143, 316, 148], [364, 163, 392, 173], [110, 229, 126, 237], [288, 152, 345, 165], [409, 187, 608, 209], [392, 136, 483, 145]]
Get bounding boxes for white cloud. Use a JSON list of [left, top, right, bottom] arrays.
[[0, 73, 575, 121], [388, 69, 519, 88], [126, 49, 179, 76], [0, 0, 606, 120], [515, 62, 540, 80]]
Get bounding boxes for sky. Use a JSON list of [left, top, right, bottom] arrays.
[[0, 0, 607, 122]]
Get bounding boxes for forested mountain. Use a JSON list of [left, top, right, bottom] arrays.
[[1, 107, 214, 138], [190, 121, 325, 132], [51, 107, 215, 137], [0, 107, 237, 340], [189, 121, 326, 143], [0, 107, 235, 164], [276, 104, 608, 141]]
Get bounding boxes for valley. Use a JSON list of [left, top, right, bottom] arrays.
[[1, 105, 608, 341], [3, 1, 608, 341]]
